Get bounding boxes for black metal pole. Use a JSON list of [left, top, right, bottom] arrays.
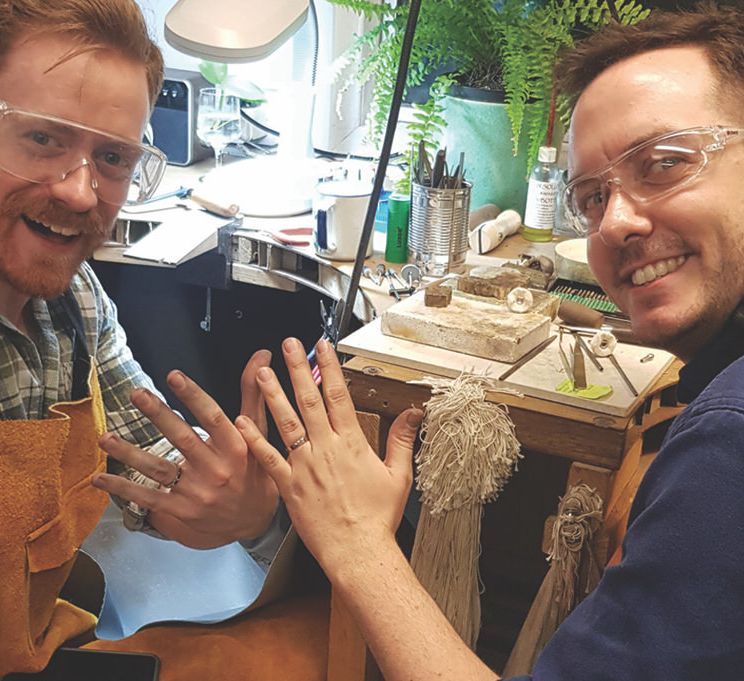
[[335, 0, 423, 342]]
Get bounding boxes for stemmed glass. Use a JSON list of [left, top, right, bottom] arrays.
[[196, 87, 242, 168]]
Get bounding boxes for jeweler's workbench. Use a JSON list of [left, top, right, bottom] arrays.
[[332, 235, 684, 678], [339, 315, 674, 418], [334, 351, 682, 679]]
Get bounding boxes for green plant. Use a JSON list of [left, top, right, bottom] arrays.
[[330, 0, 649, 172], [394, 74, 453, 194], [198, 61, 266, 108], [498, 0, 650, 172]]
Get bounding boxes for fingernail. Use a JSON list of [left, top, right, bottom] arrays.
[[169, 370, 186, 389], [407, 409, 424, 427], [257, 367, 273, 382], [317, 339, 331, 355], [90, 474, 106, 490], [282, 337, 301, 354], [256, 349, 272, 363]]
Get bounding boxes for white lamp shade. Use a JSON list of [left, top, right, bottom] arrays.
[[165, 0, 309, 62]]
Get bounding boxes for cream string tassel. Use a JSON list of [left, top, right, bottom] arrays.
[[410, 373, 522, 649], [547, 483, 604, 616], [502, 483, 603, 677]]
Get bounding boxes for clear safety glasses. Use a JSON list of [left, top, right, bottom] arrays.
[[565, 126, 744, 236], [0, 100, 167, 205]]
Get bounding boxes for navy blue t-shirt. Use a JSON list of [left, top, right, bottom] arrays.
[[508, 322, 744, 681]]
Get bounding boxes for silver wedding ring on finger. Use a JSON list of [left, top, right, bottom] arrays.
[[288, 434, 308, 452], [162, 465, 183, 490]]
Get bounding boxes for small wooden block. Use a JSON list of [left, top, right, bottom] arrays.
[[424, 284, 453, 308]]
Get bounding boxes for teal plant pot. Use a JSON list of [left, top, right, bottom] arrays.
[[442, 91, 529, 215]]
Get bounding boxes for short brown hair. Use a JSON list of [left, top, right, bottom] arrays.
[[556, 1, 744, 114], [0, 0, 164, 105]]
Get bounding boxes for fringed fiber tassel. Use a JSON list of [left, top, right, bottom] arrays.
[[502, 483, 603, 677], [548, 483, 604, 618], [410, 373, 521, 649]]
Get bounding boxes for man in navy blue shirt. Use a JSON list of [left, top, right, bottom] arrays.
[[146, 2, 744, 680]]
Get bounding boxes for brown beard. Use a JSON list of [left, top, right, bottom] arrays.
[[0, 187, 112, 299]]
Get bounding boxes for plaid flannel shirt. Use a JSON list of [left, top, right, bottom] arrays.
[[0, 261, 164, 445], [0, 261, 284, 567]]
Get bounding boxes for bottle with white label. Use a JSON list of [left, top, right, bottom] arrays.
[[522, 145, 560, 242]]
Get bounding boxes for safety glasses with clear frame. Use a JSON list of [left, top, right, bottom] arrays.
[[0, 100, 167, 205], [565, 126, 744, 236]]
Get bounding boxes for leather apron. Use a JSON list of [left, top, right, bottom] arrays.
[[0, 291, 109, 677]]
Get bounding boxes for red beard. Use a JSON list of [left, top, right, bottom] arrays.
[[0, 186, 112, 299]]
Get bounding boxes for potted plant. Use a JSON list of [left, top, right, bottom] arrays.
[[330, 0, 649, 211]]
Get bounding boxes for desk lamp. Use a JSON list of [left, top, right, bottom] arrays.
[[165, 0, 320, 217]]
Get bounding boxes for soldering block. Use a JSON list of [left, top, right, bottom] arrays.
[[424, 284, 453, 308], [458, 267, 530, 298], [381, 290, 551, 363], [454, 286, 561, 319]]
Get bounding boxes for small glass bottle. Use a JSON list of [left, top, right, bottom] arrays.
[[522, 146, 561, 242]]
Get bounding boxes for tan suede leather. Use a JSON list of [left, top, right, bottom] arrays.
[[0, 363, 108, 676], [86, 593, 330, 681]]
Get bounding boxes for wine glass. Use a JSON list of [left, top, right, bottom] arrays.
[[196, 87, 242, 168]]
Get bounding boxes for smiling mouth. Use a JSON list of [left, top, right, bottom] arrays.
[[631, 255, 686, 286], [22, 214, 82, 243]]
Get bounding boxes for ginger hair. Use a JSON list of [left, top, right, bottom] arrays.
[[0, 0, 163, 106]]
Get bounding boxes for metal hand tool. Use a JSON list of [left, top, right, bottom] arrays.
[[386, 275, 401, 300], [401, 263, 422, 289], [373, 269, 412, 298], [122, 184, 240, 218], [574, 333, 604, 372], [451, 151, 465, 189], [498, 335, 557, 382], [557, 336, 575, 388], [418, 140, 432, 185], [363, 266, 382, 286], [608, 353, 639, 396], [431, 148, 446, 188], [387, 268, 408, 289], [571, 334, 588, 390]]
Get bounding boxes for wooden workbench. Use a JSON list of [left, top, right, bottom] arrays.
[[334, 333, 683, 675]]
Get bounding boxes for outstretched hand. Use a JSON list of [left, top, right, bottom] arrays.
[[235, 337, 422, 572], [93, 350, 278, 549]]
